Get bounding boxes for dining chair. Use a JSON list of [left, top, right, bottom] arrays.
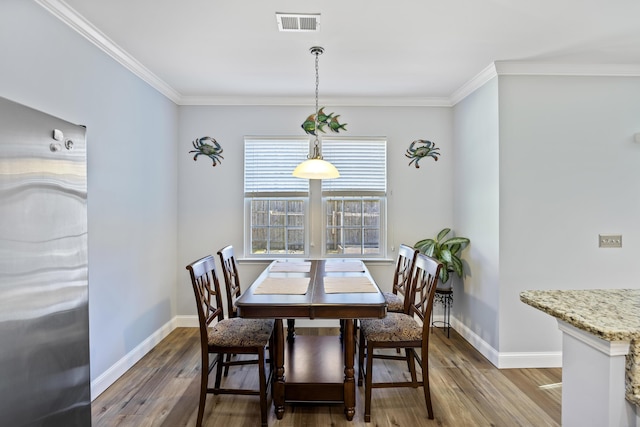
[[186, 255, 274, 427], [218, 245, 297, 342], [216, 245, 242, 319], [382, 244, 419, 313], [357, 253, 442, 422], [217, 245, 249, 374]]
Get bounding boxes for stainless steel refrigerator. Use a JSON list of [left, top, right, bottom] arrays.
[[0, 96, 91, 426]]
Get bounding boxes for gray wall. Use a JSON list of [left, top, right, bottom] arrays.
[[0, 1, 179, 394], [452, 73, 640, 367], [498, 75, 640, 356], [177, 105, 454, 316], [453, 77, 501, 352]]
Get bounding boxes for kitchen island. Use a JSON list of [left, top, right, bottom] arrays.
[[520, 289, 640, 427]]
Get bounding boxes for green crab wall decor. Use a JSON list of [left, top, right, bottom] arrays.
[[189, 136, 224, 167], [405, 139, 440, 168], [301, 107, 347, 136]]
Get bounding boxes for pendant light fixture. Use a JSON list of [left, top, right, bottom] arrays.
[[292, 46, 340, 179]]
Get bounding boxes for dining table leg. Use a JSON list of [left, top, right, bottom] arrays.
[[273, 318, 285, 419], [343, 319, 356, 421], [286, 319, 296, 341]]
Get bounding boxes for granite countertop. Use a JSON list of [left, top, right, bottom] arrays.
[[520, 289, 640, 407]]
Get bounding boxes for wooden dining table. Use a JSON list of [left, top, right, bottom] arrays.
[[235, 259, 387, 421]]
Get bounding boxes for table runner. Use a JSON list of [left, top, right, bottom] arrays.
[[253, 277, 310, 295], [323, 276, 377, 293], [324, 261, 365, 272], [269, 261, 312, 273]]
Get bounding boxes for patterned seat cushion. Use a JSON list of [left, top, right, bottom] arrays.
[[360, 312, 421, 343], [382, 292, 404, 312], [208, 318, 274, 348]]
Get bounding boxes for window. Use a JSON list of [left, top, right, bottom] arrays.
[[322, 138, 387, 257], [244, 137, 309, 257], [244, 136, 387, 259]]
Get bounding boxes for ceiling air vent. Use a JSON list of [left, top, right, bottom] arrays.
[[276, 13, 320, 32]]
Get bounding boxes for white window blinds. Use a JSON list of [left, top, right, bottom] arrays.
[[244, 137, 310, 195], [321, 138, 387, 194]]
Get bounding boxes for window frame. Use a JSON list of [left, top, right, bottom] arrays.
[[320, 137, 387, 259], [322, 195, 387, 258], [244, 137, 310, 259], [243, 136, 388, 260], [244, 196, 309, 258]]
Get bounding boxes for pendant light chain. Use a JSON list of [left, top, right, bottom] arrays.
[[292, 46, 340, 179], [315, 48, 320, 146], [310, 46, 324, 159]]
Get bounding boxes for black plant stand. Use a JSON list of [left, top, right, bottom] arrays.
[[431, 286, 453, 338]]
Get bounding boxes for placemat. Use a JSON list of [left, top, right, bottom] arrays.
[[269, 261, 312, 273], [253, 277, 310, 295], [324, 261, 365, 272], [323, 276, 377, 293]]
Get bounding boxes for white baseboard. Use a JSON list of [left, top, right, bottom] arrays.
[[90, 317, 177, 400], [451, 316, 562, 369], [292, 319, 340, 328], [174, 315, 339, 329], [174, 314, 198, 328], [497, 351, 562, 368], [450, 316, 500, 366]]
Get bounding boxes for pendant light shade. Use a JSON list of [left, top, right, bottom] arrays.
[[292, 158, 340, 179], [292, 141, 339, 179], [293, 46, 340, 180]]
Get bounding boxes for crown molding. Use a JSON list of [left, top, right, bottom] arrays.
[[494, 61, 640, 77], [35, 0, 181, 104], [449, 61, 640, 105], [179, 95, 452, 107], [449, 63, 498, 106]]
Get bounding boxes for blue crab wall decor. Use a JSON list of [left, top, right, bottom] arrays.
[[405, 139, 440, 168], [189, 136, 224, 167]]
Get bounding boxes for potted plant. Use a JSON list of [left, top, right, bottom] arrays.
[[414, 228, 470, 285]]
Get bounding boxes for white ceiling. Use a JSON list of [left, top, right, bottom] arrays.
[[44, 0, 640, 105]]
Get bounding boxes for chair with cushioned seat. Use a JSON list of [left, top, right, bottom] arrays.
[[382, 244, 419, 314], [186, 255, 273, 427], [358, 253, 442, 423], [216, 245, 242, 320], [219, 244, 297, 342]]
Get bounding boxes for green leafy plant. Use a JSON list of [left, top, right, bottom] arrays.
[[414, 228, 470, 284]]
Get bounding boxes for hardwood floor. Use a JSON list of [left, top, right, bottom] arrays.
[[92, 327, 561, 427]]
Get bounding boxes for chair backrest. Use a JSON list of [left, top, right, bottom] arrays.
[[217, 245, 242, 318], [409, 253, 442, 340], [392, 244, 419, 314], [186, 255, 224, 343]]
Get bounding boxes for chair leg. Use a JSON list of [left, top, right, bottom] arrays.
[[357, 331, 365, 386], [269, 331, 275, 373], [224, 353, 232, 376], [421, 351, 434, 419], [258, 348, 268, 427], [197, 352, 208, 427], [214, 353, 224, 391], [353, 319, 359, 346], [364, 341, 374, 423], [406, 348, 418, 386]]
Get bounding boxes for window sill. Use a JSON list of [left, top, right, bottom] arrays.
[[237, 257, 395, 265]]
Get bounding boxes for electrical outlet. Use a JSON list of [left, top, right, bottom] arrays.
[[599, 234, 622, 248]]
